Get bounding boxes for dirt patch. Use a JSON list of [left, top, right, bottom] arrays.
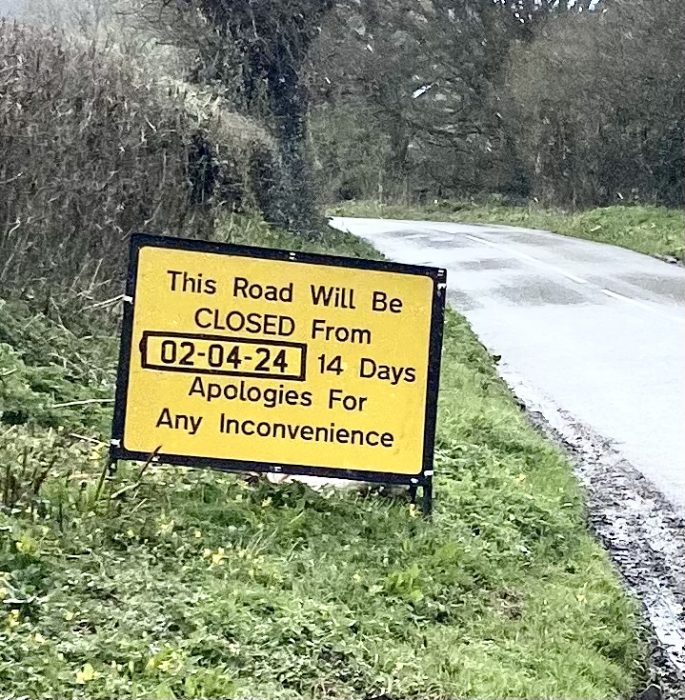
[[501, 367, 685, 699]]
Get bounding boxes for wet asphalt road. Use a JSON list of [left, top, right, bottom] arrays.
[[331, 217, 685, 514]]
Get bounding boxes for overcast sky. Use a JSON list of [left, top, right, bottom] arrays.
[[0, 0, 26, 17]]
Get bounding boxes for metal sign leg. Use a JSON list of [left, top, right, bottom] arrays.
[[422, 477, 433, 518]]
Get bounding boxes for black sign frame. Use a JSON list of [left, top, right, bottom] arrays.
[[110, 233, 446, 515]]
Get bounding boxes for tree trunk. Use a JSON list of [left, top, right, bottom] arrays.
[[256, 40, 319, 236]]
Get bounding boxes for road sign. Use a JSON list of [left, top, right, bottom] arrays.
[[111, 234, 446, 512]]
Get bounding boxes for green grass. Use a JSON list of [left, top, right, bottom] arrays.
[[0, 218, 646, 698], [221, 213, 380, 260], [330, 200, 685, 260]]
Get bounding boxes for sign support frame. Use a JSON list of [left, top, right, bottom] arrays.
[[110, 233, 446, 514]]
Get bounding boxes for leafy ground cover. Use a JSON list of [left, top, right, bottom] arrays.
[[0, 219, 646, 698], [330, 200, 684, 260]]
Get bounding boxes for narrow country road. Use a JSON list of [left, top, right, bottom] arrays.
[[332, 216, 685, 682], [331, 217, 685, 514]]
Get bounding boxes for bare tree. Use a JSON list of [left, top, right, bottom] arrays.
[[509, 0, 685, 207], [310, 0, 540, 201], [139, 0, 336, 234]]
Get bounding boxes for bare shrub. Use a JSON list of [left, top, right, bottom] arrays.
[[0, 20, 278, 300]]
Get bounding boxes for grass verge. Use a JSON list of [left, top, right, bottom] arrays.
[[0, 218, 645, 698], [330, 200, 685, 260]]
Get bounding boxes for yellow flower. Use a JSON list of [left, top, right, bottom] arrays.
[[211, 548, 226, 567], [194, 529, 202, 539], [64, 610, 75, 621], [75, 663, 98, 684], [261, 497, 272, 508], [33, 632, 46, 644], [146, 648, 180, 674], [159, 657, 175, 673], [408, 504, 419, 519], [89, 448, 102, 462], [6, 610, 20, 629], [156, 518, 175, 536], [576, 593, 587, 604], [352, 573, 362, 583], [516, 473, 527, 483], [15, 533, 38, 555]]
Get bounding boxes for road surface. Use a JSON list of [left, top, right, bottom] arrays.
[[331, 217, 685, 513]]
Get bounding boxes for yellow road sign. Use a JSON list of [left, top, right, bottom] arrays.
[[111, 234, 446, 486]]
